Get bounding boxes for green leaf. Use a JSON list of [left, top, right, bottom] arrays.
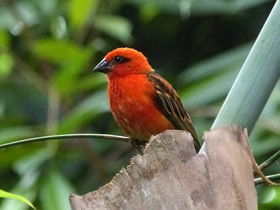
[[32, 39, 86, 63], [180, 70, 238, 109], [0, 189, 36, 210], [40, 169, 75, 210], [0, 126, 35, 144], [0, 52, 13, 77], [139, 3, 160, 23], [75, 74, 107, 92], [58, 90, 109, 133], [52, 47, 92, 95], [94, 15, 133, 43], [31, 38, 93, 96], [68, 0, 97, 29], [0, 169, 39, 210], [13, 149, 52, 175], [0, 146, 44, 169], [260, 186, 280, 207], [178, 43, 251, 85], [0, 30, 10, 50]]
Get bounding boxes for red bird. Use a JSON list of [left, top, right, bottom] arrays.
[[93, 48, 200, 152]]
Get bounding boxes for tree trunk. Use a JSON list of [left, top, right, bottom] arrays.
[[69, 126, 257, 210]]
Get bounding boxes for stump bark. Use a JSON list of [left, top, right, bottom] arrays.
[[70, 126, 257, 210]]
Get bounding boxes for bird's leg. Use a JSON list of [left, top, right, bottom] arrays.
[[129, 138, 146, 155]]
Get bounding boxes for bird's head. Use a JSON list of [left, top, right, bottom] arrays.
[[93, 48, 152, 77]]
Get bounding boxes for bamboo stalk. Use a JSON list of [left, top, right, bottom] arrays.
[[201, 0, 280, 151]]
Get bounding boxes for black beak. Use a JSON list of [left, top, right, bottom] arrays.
[[93, 58, 111, 73]]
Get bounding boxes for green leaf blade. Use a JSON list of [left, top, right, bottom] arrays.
[[0, 189, 36, 210]]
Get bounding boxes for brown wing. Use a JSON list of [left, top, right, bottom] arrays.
[[147, 72, 201, 151]]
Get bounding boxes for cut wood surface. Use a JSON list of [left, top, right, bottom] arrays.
[[70, 127, 257, 210]]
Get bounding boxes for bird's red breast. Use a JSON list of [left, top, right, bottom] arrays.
[[108, 73, 174, 142]]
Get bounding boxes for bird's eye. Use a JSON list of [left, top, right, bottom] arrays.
[[114, 56, 123, 64]]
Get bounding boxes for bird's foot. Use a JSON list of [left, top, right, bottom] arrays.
[[129, 138, 146, 155]]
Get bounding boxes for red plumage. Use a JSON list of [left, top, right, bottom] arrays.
[[108, 74, 174, 142]]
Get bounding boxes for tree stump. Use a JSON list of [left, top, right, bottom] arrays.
[[70, 126, 257, 210]]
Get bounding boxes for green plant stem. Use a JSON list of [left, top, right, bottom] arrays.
[[254, 174, 280, 185], [258, 149, 280, 172], [0, 134, 129, 150], [200, 0, 280, 152]]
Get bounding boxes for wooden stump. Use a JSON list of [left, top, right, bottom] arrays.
[[70, 126, 257, 210]]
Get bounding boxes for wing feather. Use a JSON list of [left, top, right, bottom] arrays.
[[147, 72, 201, 151]]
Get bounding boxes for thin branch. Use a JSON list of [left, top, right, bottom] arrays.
[[0, 134, 129, 149], [259, 149, 280, 172], [254, 174, 280, 185]]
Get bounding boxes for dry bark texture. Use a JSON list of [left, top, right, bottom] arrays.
[[70, 126, 257, 210]]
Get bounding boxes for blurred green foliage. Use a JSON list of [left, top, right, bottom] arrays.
[[0, 0, 279, 209]]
